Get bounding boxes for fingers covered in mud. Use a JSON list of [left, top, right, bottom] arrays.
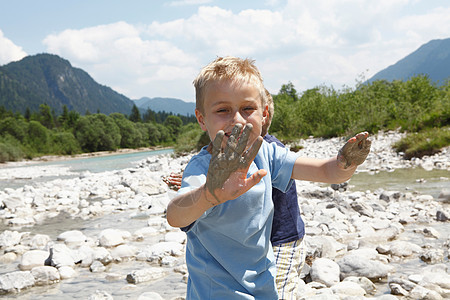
[[337, 131, 371, 169]]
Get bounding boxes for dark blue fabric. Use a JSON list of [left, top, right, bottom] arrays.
[[264, 134, 305, 246]]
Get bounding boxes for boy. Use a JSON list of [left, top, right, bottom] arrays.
[[166, 56, 371, 299], [164, 90, 305, 299]]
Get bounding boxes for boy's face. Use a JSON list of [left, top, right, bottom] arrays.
[[195, 79, 268, 150]]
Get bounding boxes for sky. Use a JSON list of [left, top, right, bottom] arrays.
[[0, 0, 449, 102]]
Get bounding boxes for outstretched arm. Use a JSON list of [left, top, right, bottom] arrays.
[[292, 132, 371, 184], [166, 124, 267, 228]]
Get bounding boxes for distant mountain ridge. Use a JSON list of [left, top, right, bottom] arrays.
[[134, 97, 196, 116], [0, 53, 134, 115], [1, 38, 448, 118], [368, 38, 450, 84]]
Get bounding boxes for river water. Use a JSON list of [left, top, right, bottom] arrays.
[[0, 149, 173, 191], [0, 149, 449, 299]]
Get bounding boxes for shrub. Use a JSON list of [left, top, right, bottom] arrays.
[[74, 114, 121, 152], [26, 121, 49, 154], [393, 127, 450, 159], [174, 123, 205, 155], [0, 135, 25, 162], [49, 131, 81, 155]]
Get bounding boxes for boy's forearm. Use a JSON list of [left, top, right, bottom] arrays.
[[166, 184, 214, 228], [324, 157, 357, 183], [292, 156, 356, 184]]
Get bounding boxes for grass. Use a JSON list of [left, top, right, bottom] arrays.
[[393, 126, 450, 159]]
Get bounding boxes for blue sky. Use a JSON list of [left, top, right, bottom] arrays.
[[1, 0, 449, 102]]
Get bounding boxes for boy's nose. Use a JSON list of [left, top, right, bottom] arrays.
[[232, 111, 245, 124]]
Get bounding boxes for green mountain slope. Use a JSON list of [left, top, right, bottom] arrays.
[[0, 53, 134, 115]]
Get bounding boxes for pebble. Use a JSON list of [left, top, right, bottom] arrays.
[[0, 130, 448, 299]]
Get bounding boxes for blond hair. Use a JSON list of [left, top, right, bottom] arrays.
[[193, 56, 266, 113]]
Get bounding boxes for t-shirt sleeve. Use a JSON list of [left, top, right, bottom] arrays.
[[266, 142, 299, 193]]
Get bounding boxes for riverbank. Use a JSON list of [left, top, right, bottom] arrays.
[[0, 131, 449, 299], [0, 146, 172, 168]]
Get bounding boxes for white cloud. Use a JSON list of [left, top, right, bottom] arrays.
[[0, 30, 27, 65], [42, 21, 198, 99], [38, 1, 449, 101]]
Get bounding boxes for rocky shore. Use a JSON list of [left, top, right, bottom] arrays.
[[0, 131, 449, 299]]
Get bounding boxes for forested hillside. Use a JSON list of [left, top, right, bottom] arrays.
[[0, 54, 134, 115]]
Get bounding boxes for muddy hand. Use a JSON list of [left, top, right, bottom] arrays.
[[205, 123, 264, 205], [337, 132, 371, 169]]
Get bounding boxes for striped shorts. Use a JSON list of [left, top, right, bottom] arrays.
[[273, 238, 306, 300]]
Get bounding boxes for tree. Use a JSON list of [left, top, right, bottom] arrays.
[[279, 81, 299, 102], [38, 104, 54, 128], [24, 107, 31, 121], [164, 115, 183, 140], [0, 117, 28, 142], [143, 108, 156, 123], [74, 114, 121, 152], [26, 121, 49, 153], [110, 113, 143, 148], [129, 104, 142, 123]]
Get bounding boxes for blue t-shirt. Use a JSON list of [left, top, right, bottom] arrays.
[[178, 140, 299, 299], [264, 134, 305, 245]]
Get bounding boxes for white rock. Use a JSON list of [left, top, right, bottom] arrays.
[[164, 231, 186, 244], [31, 266, 60, 285], [0, 252, 17, 263], [0, 230, 24, 248], [310, 258, 340, 287], [137, 242, 184, 262], [28, 234, 51, 250], [161, 256, 178, 267], [134, 227, 159, 240], [48, 243, 76, 268], [343, 276, 377, 295], [0, 271, 35, 294], [58, 266, 76, 279], [137, 292, 165, 300], [111, 244, 137, 261], [90, 261, 106, 273], [98, 228, 130, 247], [57, 230, 88, 246], [93, 247, 113, 265], [126, 267, 167, 284], [18, 250, 49, 270], [331, 281, 366, 297]]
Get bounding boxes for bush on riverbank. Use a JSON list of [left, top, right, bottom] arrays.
[[0, 135, 24, 163], [269, 76, 449, 157], [0, 105, 189, 161], [393, 126, 450, 159]]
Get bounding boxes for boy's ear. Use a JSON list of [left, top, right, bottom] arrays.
[[195, 109, 208, 132], [262, 104, 269, 126]]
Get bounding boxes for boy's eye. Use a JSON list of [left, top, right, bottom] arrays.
[[244, 107, 255, 111], [217, 108, 228, 113]]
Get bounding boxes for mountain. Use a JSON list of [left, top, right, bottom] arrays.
[[134, 97, 196, 116], [0, 53, 134, 115], [368, 38, 450, 84]]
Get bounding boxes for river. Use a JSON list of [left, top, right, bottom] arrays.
[[0, 148, 174, 191]]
